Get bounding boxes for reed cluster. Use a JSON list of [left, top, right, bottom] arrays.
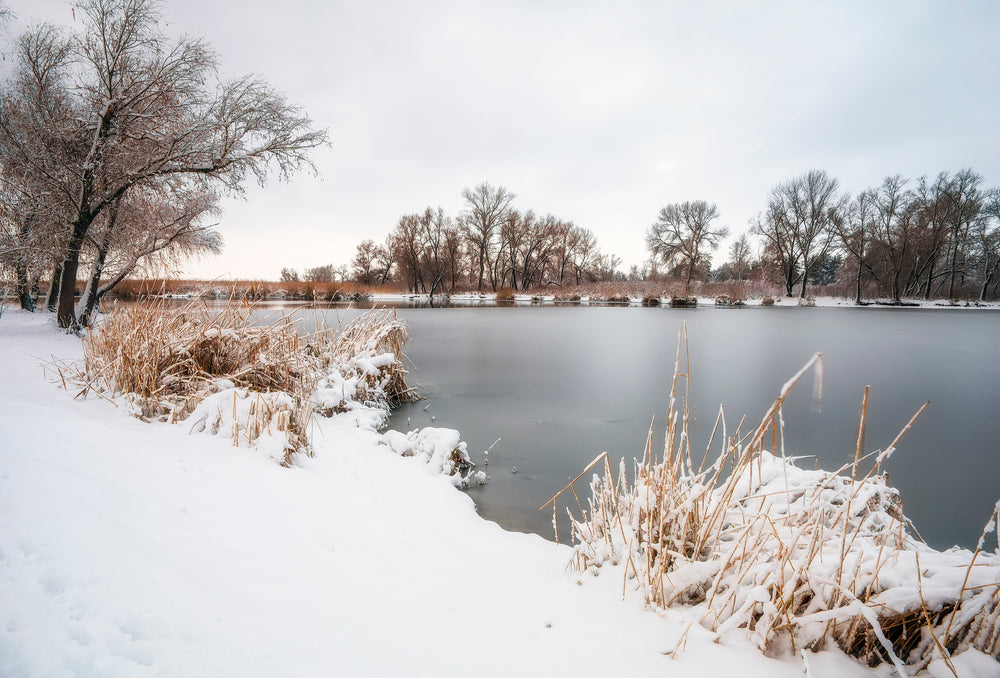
[[105, 278, 380, 302], [547, 328, 1000, 673], [73, 298, 413, 464]]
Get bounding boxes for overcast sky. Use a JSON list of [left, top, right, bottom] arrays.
[[7, 0, 1000, 280]]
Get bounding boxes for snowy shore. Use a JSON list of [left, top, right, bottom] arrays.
[[1, 310, 997, 677]]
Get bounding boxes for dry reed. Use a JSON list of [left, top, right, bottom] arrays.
[[545, 326, 1000, 672], [75, 297, 414, 465]]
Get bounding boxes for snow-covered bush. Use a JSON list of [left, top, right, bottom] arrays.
[[381, 427, 485, 487], [550, 332, 1000, 672], [312, 308, 414, 418]]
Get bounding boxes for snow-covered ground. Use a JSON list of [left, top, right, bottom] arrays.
[[1, 309, 996, 677]]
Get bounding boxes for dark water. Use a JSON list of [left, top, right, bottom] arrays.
[[353, 306, 997, 551]]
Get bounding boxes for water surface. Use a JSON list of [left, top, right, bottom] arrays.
[[373, 306, 1000, 550]]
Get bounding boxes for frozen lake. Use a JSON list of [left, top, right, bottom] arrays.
[[366, 305, 999, 550]]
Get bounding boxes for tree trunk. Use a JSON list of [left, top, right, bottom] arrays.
[[923, 259, 936, 301], [15, 261, 35, 312], [46, 262, 63, 311], [854, 257, 863, 305], [947, 240, 959, 299], [784, 262, 796, 296], [78, 239, 111, 327], [56, 219, 92, 328]]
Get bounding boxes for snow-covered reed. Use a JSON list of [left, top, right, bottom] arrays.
[[547, 327, 1000, 672], [69, 298, 414, 464]]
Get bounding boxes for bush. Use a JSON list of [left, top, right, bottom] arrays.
[[495, 287, 516, 301], [714, 294, 744, 306]]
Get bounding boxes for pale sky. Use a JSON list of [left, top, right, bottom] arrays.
[[7, 0, 1000, 280]]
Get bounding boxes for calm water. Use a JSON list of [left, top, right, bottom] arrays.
[[242, 301, 998, 549], [344, 305, 999, 551]]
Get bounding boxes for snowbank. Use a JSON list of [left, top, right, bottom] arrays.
[[1, 310, 995, 677]]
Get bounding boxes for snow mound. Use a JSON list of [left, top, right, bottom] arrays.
[[381, 427, 484, 487], [185, 387, 302, 464]]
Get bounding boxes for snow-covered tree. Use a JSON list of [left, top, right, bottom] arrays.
[[0, 0, 327, 327]]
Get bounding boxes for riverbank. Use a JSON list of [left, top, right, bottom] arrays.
[[1, 310, 996, 677], [372, 292, 1000, 309]]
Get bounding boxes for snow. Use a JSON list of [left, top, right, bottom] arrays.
[[1, 309, 996, 677]]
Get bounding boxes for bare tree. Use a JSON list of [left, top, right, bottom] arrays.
[[866, 175, 915, 304], [775, 171, 847, 298], [419, 207, 451, 302], [441, 226, 464, 290], [974, 188, 1000, 301], [905, 173, 953, 299], [351, 239, 381, 285], [837, 189, 878, 304], [646, 201, 728, 292], [459, 182, 515, 290], [727, 233, 754, 281], [942, 169, 983, 299], [569, 226, 598, 284], [0, 23, 74, 311], [304, 264, 334, 282], [75, 182, 221, 324], [375, 234, 395, 285], [280, 267, 300, 283], [0, 0, 327, 327], [751, 199, 799, 296]]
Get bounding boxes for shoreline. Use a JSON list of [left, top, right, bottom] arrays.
[[1, 309, 997, 677]]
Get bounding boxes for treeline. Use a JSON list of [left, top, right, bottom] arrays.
[[643, 169, 1000, 302], [282, 182, 623, 295], [0, 0, 325, 327], [324, 170, 998, 303]]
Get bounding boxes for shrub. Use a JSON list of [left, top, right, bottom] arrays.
[[495, 286, 515, 301], [714, 294, 745, 306]]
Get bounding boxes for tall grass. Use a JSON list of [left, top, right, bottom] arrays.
[[546, 327, 1000, 672], [72, 297, 413, 464]]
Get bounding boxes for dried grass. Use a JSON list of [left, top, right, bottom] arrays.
[[546, 326, 1000, 672], [74, 297, 413, 464]]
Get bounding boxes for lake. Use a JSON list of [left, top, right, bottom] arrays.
[[346, 304, 997, 551], [247, 300, 997, 550]]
